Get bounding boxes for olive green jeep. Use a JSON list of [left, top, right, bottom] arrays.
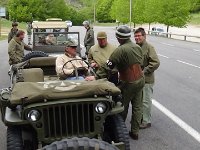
[[0, 57, 130, 150], [23, 20, 82, 62]]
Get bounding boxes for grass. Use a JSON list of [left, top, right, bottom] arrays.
[[189, 13, 200, 25], [0, 35, 7, 40], [0, 18, 26, 41], [0, 18, 26, 29]]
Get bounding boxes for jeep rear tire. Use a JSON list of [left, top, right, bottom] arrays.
[[7, 126, 23, 150], [22, 51, 48, 62], [42, 137, 119, 150], [103, 114, 130, 150]]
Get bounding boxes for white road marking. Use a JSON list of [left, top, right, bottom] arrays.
[[193, 49, 200, 52], [153, 99, 200, 143], [160, 42, 175, 47], [158, 54, 169, 59], [177, 60, 200, 69], [110, 39, 116, 41]]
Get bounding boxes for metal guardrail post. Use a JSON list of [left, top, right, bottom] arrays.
[[146, 29, 200, 42]]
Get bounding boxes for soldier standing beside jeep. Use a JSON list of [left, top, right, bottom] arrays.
[[27, 22, 32, 45], [8, 22, 18, 43], [8, 30, 32, 65], [134, 28, 160, 129], [83, 21, 95, 55], [88, 31, 116, 71], [86, 25, 145, 140]]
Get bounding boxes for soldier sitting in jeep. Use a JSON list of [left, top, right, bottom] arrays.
[[56, 40, 88, 80]]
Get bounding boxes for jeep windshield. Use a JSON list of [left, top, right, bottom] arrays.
[[32, 32, 81, 56]]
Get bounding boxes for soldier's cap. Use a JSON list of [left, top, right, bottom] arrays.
[[97, 31, 107, 39], [64, 40, 77, 47]]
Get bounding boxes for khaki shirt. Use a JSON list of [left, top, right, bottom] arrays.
[[8, 37, 32, 65], [140, 41, 160, 84], [88, 43, 117, 68], [56, 54, 88, 78]]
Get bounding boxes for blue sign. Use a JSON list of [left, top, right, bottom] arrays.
[[0, 7, 6, 17]]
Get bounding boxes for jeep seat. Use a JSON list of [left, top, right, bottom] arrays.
[[29, 57, 57, 76], [22, 68, 44, 82]]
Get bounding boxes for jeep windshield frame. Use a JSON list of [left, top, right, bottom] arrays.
[[32, 31, 81, 55]]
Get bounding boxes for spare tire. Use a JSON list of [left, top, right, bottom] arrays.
[[42, 137, 119, 150], [22, 51, 48, 62]]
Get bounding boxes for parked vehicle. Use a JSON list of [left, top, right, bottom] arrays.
[[0, 56, 130, 150], [151, 27, 166, 36]]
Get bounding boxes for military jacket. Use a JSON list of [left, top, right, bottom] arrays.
[[96, 39, 143, 83], [8, 28, 18, 43], [109, 39, 143, 72], [84, 27, 94, 47], [141, 41, 160, 84], [8, 37, 32, 65]]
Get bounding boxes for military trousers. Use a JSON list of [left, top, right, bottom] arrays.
[[142, 83, 154, 124], [85, 45, 92, 56], [120, 76, 145, 134]]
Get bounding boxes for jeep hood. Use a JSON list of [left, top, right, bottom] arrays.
[[10, 79, 121, 105]]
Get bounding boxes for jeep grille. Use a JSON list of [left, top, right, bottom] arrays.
[[42, 103, 95, 139]]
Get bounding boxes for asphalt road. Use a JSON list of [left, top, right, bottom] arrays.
[[0, 26, 200, 150]]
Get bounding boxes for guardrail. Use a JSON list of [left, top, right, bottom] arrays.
[[146, 30, 200, 42]]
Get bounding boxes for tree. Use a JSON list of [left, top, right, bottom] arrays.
[[159, 0, 192, 32], [96, 0, 114, 22], [143, 0, 163, 30], [110, 0, 130, 23], [131, 0, 145, 26]]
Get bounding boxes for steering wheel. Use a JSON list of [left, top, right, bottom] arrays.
[[62, 58, 95, 79]]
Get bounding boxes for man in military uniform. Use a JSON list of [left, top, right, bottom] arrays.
[[83, 21, 94, 55], [56, 40, 88, 80], [27, 22, 32, 45], [8, 30, 32, 65], [86, 26, 145, 140], [8, 22, 19, 43], [134, 28, 160, 129], [88, 31, 116, 71]]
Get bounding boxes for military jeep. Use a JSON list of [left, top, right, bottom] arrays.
[[0, 56, 130, 150], [23, 20, 82, 61]]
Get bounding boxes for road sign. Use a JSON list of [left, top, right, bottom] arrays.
[[0, 7, 6, 17], [0, 7, 6, 37]]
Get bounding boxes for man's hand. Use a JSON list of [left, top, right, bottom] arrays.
[[91, 62, 99, 68], [85, 76, 96, 81]]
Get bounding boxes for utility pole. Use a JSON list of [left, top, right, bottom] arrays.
[[130, 0, 132, 28]]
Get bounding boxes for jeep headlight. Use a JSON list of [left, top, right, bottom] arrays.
[[95, 102, 107, 114], [27, 110, 41, 122]]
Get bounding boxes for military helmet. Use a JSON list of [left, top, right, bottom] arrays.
[[82, 20, 90, 26], [116, 25, 131, 39], [12, 22, 18, 27]]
